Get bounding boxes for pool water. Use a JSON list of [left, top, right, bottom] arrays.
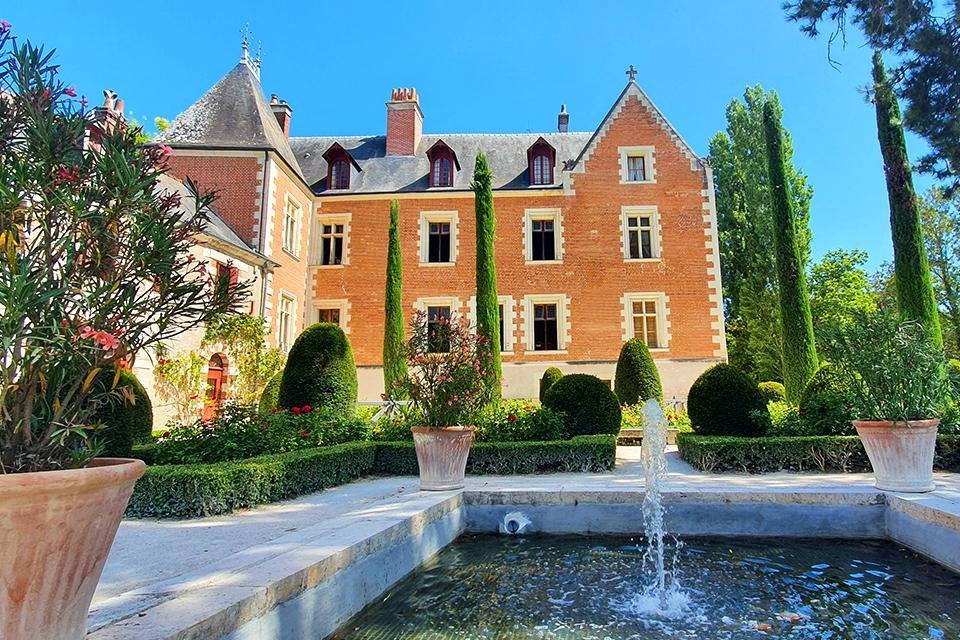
[[331, 535, 960, 639]]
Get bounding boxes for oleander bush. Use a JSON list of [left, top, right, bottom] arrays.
[[92, 368, 154, 457], [475, 400, 566, 442], [127, 435, 617, 518], [758, 381, 786, 403], [543, 374, 622, 436], [798, 363, 857, 436], [677, 433, 960, 474], [278, 323, 358, 417], [688, 364, 768, 437], [539, 367, 564, 403], [614, 338, 663, 405], [258, 371, 283, 416]]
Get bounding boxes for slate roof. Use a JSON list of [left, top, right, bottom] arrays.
[[158, 61, 303, 180], [288, 132, 593, 194], [156, 174, 275, 265]]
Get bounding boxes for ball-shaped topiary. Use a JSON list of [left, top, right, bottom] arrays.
[[278, 323, 358, 417], [539, 367, 564, 403], [258, 371, 283, 415], [92, 368, 154, 457], [688, 364, 768, 437], [758, 381, 786, 404], [798, 363, 857, 436], [614, 338, 663, 405], [543, 373, 622, 437]]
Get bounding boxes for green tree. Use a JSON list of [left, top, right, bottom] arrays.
[[919, 188, 960, 354], [471, 153, 501, 400], [202, 314, 285, 406], [763, 100, 819, 401], [872, 52, 943, 350], [808, 249, 877, 340], [785, 1, 960, 188], [382, 199, 407, 397], [709, 86, 813, 381]]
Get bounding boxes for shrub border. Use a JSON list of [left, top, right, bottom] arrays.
[[126, 435, 616, 519], [677, 433, 960, 474]]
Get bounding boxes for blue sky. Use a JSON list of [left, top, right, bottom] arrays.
[[4, 1, 937, 272]]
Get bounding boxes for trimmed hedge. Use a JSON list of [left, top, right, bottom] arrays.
[[677, 433, 960, 474], [127, 436, 617, 519], [614, 338, 663, 405], [278, 323, 357, 417], [539, 367, 564, 403], [758, 381, 786, 404], [93, 368, 153, 457], [258, 371, 283, 416], [798, 363, 856, 436], [543, 374, 621, 436], [688, 364, 767, 437]]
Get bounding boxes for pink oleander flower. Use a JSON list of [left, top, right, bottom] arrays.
[[0, 21, 11, 31], [64, 86, 76, 97]]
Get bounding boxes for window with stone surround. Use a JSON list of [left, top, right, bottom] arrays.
[[318, 219, 347, 266], [525, 209, 562, 263], [527, 137, 556, 186], [419, 211, 458, 265], [622, 206, 660, 260], [329, 160, 350, 190], [282, 196, 302, 256], [426, 140, 458, 188], [278, 293, 296, 352], [623, 292, 668, 349], [314, 299, 349, 332], [619, 146, 656, 184], [522, 294, 569, 352]]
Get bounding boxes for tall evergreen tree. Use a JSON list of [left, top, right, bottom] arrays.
[[709, 86, 813, 381], [872, 52, 943, 350], [471, 153, 502, 400], [382, 199, 407, 397], [762, 101, 819, 401], [920, 188, 960, 355]]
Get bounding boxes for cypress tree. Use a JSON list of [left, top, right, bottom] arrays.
[[762, 101, 819, 402], [872, 52, 943, 350], [471, 153, 502, 400], [382, 199, 407, 397]]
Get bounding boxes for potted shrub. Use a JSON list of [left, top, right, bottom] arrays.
[[397, 311, 493, 490], [0, 28, 245, 639], [826, 313, 948, 492]]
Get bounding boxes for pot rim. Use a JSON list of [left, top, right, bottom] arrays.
[[852, 418, 940, 429], [410, 425, 476, 434], [0, 457, 146, 495]]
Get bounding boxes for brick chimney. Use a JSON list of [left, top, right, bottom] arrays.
[[557, 104, 569, 133], [269, 93, 293, 138], [386, 88, 422, 155]]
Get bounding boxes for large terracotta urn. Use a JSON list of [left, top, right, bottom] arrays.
[[410, 426, 475, 490], [0, 458, 145, 640], [853, 419, 939, 493]]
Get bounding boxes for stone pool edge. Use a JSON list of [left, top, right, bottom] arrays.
[[86, 488, 960, 640]]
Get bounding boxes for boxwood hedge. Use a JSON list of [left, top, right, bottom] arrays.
[[127, 435, 616, 519], [677, 433, 960, 474]]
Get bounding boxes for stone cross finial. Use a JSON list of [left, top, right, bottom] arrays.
[[626, 64, 637, 82], [240, 23, 251, 62]]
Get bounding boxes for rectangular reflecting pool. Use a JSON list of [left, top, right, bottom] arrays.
[[331, 535, 960, 639]]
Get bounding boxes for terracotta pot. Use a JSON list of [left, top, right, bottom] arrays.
[[0, 457, 146, 640], [410, 426, 475, 491], [853, 419, 939, 493]]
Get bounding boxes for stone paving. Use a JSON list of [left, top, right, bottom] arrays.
[[88, 447, 960, 639]]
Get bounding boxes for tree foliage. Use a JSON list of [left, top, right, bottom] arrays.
[[919, 188, 960, 355], [808, 249, 877, 340], [202, 314, 285, 406], [873, 52, 943, 350], [785, 0, 960, 188], [613, 338, 663, 405], [471, 153, 502, 400], [709, 86, 813, 381], [762, 101, 820, 401], [278, 323, 358, 418], [382, 199, 407, 397]]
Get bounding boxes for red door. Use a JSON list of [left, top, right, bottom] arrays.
[[202, 354, 227, 421]]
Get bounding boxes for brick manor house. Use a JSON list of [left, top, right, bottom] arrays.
[[152, 47, 726, 404]]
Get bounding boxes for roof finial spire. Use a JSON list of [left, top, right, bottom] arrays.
[[240, 23, 251, 63], [253, 40, 262, 79], [625, 64, 637, 82]]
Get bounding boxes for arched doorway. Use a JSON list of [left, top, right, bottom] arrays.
[[202, 353, 228, 421]]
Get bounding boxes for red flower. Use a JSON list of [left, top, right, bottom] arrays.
[[292, 407, 301, 415], [189, 394, 199, 400], [507, 413, 518, 422], [301, 405, 311, 413], [160, 431, 170, 439], [298, 429, 309, 438], [64, 86, 77, 97], [271, 407, 279, 414]]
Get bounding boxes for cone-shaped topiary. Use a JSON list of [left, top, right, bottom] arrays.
[[539, 367, 564, 403], [382, 199, 407, 398], [472, 153, 502, 401], [758, 381, 786, 403], [872, 52, 943, 350], [258, 371, 283, 415], [614, 338, 663, 405], [798, 363, 857, 436], [92, 368, 153, 457], [543, 374, 621, 437], [688, 363, 768, 437], [763, 100, 819, 401], [278, 323, 358, 417]]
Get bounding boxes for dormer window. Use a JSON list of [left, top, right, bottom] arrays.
[[322, 142, 360, 191], [527, 137, 556, 186], [426, 140, 459, 188]]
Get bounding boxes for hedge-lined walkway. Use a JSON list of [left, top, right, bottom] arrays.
[[89, 448, 960, 635]]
